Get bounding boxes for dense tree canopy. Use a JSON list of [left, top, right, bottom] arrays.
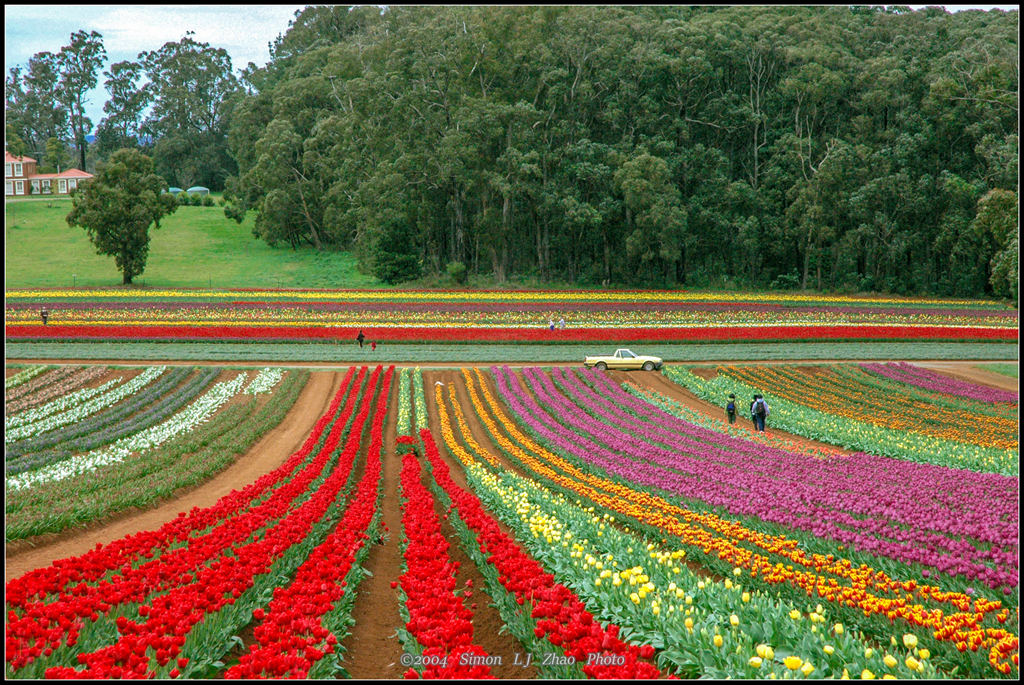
[[6, 6, 1018, 299], [223, 5, 1017, 298]]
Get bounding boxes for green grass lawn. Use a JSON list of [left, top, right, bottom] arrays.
[[978, 362, 1019, 378], [4, 341, 1018, 363], [5, 197, 379, 289]]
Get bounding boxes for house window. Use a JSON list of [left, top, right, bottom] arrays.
[[5, 164, 11, 177], [31, 180, 40, 194], [58, 179, 67, 194], [15, 180, 24, 194], [68, 179, 77, 191], [41, 179, 52, 194], [5, 181, 12, 195], [14, 162, 23, 176]]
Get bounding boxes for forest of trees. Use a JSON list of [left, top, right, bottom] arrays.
[[5, 6, 1019, 299]]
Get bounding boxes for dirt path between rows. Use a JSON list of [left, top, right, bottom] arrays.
[[338, 368, 536, 678], [610, 369, 858, 456], [916, 362, 1018, 392], [340, 371, 406, 679], [5, 370, 341, 580], [422, 370, 541, 674], [8, 358, 1019, 370]]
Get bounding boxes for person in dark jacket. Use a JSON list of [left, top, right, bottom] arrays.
[[40, 307, 49, 326], [751, 393, 770, 432], [726, 393, 737, 424], [356, 330, 365, 348]]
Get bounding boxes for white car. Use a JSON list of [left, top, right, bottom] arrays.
[[583, 348, 663, 371]]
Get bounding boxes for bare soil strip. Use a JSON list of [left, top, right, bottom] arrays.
[[340, 371, 406, 679], [428, 462, 541, 678], [7, 358, 1019, 369], [5, 370, 341, 580], [610, 370, 857, 456], [916, 362, 1019, 392]]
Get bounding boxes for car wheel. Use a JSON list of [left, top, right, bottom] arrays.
[[642, 361, 654, 371], [596, 362, 607, 371]]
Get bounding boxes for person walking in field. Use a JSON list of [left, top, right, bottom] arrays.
[[356, 330, 365, 348], [371, 341, 377, 352], [751, 393, 770, 432], [726, 393, 737, 424], [40, 307, 49, 326]]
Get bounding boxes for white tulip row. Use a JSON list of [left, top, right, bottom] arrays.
[[6, 378, 125, 432], [7, 372, 249, 492], [5, 365, 46, 390], [244, 367, 284, 395], [6, 366, 166, 442]]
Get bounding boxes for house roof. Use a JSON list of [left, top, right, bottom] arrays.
[[6, 151, 37, 164], [26, 170, 94, 181], [57, 169, 93, 178]]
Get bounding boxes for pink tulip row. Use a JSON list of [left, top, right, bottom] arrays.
[[861, 362, 1019, 404], [493, 366, 1017, 589]]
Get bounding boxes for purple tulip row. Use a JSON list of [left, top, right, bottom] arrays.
[[6, 366, 194, 460], [5, 367, 223, 477], [860, 362, 1019, 404], [491, 366, 1018, 589]]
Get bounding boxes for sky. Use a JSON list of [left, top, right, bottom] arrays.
[[5, 4, 307, 133], [4, 4, 1019, 136]]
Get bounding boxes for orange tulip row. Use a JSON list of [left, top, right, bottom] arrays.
[[719, 365, 1017, 449], [440, 367, 1017, 675]]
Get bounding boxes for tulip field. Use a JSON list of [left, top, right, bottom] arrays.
[[5, 287, 1018, 345], [4, 354, 1019, 679]]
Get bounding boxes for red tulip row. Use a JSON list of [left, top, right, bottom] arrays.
[[41, 367, 385, 678], [5, 323, 1016, 343], [223, 366, 394, 679], [418, 428, 669, 679], [397, 447, 495, 679], [4, 367, 361, 674]]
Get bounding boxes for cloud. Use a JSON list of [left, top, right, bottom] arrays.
[[86, 5, 303, 66], [5, 5, 305, 71]]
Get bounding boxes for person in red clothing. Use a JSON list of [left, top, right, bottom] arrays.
[[371, 341, 377, 352]]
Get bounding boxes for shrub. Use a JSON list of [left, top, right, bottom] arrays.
[[769, 270, 800, 290], [446, 261, 468, 286]]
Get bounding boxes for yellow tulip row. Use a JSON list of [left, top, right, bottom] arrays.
[[6, 287, 1001, 307], [432, 381, 942, 679], [456, 367, 1017, 675], [720, 364, 1017, 449]]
